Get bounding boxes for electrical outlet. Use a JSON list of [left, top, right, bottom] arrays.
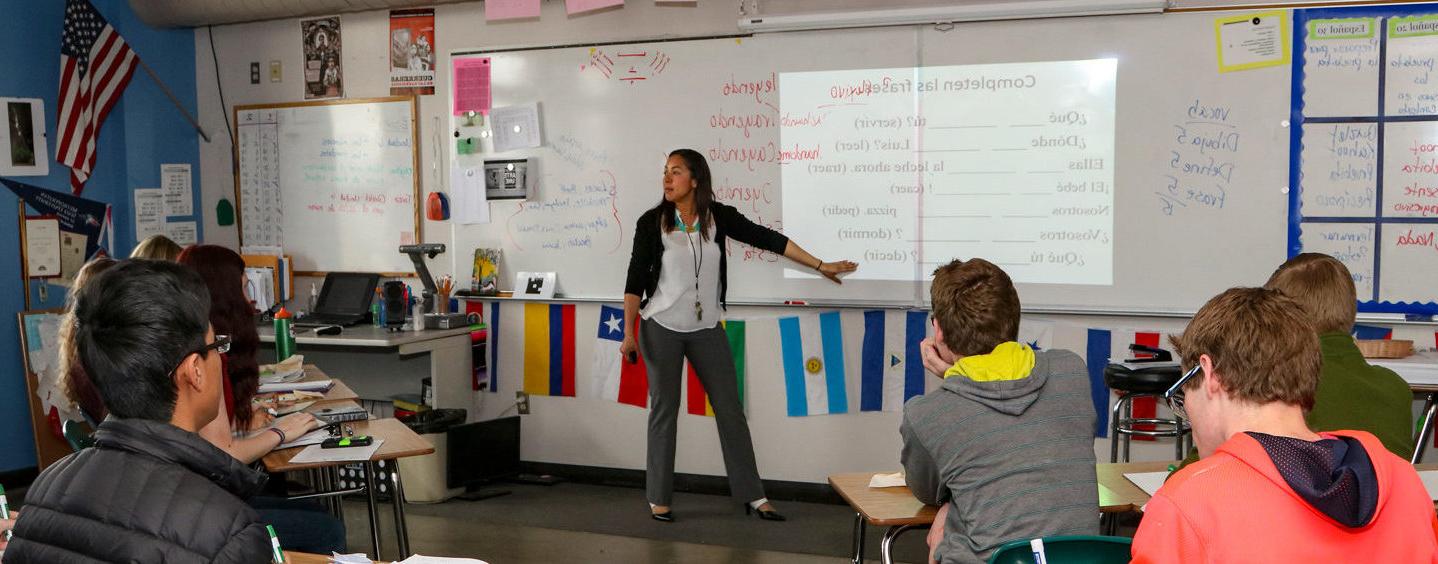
[[515, 391, 530, 414], [269, 60, 282, 83], [249, 62, 260, 84]]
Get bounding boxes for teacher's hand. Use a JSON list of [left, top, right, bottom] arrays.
[[817, 260, 858, 284], [620, 336, 638, 363]]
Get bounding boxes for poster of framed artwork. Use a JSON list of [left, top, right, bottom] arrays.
[[0, 98, 49, 176], [24, 215, 61, 278]]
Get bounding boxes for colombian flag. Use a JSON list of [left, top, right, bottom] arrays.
[[523, 303, 576, 396], [685, 320, 747, 416]]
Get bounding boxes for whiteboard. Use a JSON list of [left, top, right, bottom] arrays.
[[235, 97, 421, 275], [451, 11, 1292, 312]]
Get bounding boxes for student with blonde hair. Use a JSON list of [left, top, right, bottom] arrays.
[[129, 234, 183, 261], [1265, 253, 1413, 458]]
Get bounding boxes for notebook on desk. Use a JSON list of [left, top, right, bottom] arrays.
[[296, 272, 379, 327]]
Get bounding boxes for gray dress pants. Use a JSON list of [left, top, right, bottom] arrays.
[[639, 317, 765, 506]]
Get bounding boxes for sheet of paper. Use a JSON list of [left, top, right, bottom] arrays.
[[490, 103, 542, 153], [1124, 471, 1170, 496], [1418, 470, 1438, 500], [397, 556, 491, 564], [332, 553, 372, 564], [165, 220, 197, 246], [451, 166, 491, 224], [1215, 10, 1290, 72], [258, 379, 333, 393], [162, 163, 193, 216], [452, 58, 492, 116], [25, 217, 61, 278], [566, 0, 623, 16], [486, 0, 540, 20], [60, 230, 85, 282], [133, 187, 164, 240], [288, 438, 384, 464], [868, 472, 906, 488]]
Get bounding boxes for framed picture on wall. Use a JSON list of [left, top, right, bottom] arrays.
[[0, 98, 49, 176]]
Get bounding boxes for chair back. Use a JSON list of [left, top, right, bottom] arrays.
[[62, 419, 96, 451], [987, 535, 1132, 564]]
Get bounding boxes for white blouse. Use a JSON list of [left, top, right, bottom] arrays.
[[641, 221, 722, 332]]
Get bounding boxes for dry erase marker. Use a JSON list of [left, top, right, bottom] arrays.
[[784, 300, 807, 305], [267, 524, 284, 563]]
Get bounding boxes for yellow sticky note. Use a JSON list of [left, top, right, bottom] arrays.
[[1215, 10, 1290, 73]]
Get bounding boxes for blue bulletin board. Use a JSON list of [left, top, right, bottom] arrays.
[[1291, 5, 1438, 315]]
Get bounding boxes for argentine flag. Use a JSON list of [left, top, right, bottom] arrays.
[[859, 310, 929, 412], [778, 311, 849, 417]]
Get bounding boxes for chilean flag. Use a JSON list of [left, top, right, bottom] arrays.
[[588, 305, 648, 407]]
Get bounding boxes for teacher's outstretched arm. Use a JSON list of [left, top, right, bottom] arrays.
[[782, 241, 858, 284]]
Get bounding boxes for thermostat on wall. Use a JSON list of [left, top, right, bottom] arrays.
[[484, 158, 533, 200]]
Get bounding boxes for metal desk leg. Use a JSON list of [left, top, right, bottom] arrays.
[[1413, 393, 1438, 464], [363, 462, 383, 559], [880, 524, 928, 564], [850, 512, 866, 564], [390, 460, 412, 559]]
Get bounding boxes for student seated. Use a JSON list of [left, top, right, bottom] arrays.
[[905, 258, 1098, 564], [5, 260, 274, 563], [1132, 287, 1438, 563], [1266, 253, 1414, 458]]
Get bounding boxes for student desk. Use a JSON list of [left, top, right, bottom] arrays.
[[264, 417, 435, 560], [830, 463, 1173, 564], [1370, 352, 1438, 462], [258, 325, 473, 414]]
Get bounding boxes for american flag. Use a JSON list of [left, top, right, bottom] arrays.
[[57, 0, 138, 195]]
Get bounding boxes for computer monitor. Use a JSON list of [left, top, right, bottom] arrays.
[[313, 272, 380, 317], [447, 415, 521, 489]]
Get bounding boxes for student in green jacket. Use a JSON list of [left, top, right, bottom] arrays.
[[1264, 253, 1414, 459]]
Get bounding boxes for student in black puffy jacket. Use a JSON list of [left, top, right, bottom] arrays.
[[3, 260, 273, 564]]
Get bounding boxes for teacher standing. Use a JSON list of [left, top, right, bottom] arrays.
[[621, 149, 858, 522]]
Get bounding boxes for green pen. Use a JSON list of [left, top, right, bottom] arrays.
[[266, 524, 284, 563], [1, 483, 11, 541]]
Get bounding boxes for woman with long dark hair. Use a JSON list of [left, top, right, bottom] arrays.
[[178, 245, 316, 462], [622, 149, 857, 522]]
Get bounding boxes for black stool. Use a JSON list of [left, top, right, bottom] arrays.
[[1103, 356, 1190, 463]]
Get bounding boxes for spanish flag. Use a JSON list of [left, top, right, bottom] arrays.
[[523, 303, 576, 396], [686, 319, 747, 416]]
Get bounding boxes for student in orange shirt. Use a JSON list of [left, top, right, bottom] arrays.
[[1132, 287, 1438, 563]]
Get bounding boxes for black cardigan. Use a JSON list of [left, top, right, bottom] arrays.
[[624, 201, 790, 310]]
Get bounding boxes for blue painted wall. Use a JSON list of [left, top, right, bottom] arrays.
[[0, 0, 200, 471]]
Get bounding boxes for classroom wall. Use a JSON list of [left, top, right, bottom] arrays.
[[193, 2, 1438, 483], [0, 0, 201, 472]]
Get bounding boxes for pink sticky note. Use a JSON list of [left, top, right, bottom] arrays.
[[486, 0, 541, 21], [453, 58, 492, 116], [566, 0, 624, 16]]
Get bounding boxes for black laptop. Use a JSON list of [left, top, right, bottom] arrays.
[[296, 272, 380, 327]]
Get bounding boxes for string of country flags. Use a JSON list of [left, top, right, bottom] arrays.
[[469, 302, 1409, 439]]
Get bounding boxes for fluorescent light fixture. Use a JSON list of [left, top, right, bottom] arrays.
[[738, 0, 1168, 33]]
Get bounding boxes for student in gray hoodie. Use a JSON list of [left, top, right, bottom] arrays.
[[902, 258, 1098, 564]]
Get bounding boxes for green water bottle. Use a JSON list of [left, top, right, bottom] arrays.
[[274, 306, 296, 362]]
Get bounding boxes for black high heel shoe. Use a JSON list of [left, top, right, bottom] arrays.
[[744, 504, 786, 521], [651, 509, 674, 523]]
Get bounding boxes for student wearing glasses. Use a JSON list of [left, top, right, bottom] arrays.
[[1132, 287, 1438, 563], [5, 260, 275, 563], [907, 258, 1097, 564]]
